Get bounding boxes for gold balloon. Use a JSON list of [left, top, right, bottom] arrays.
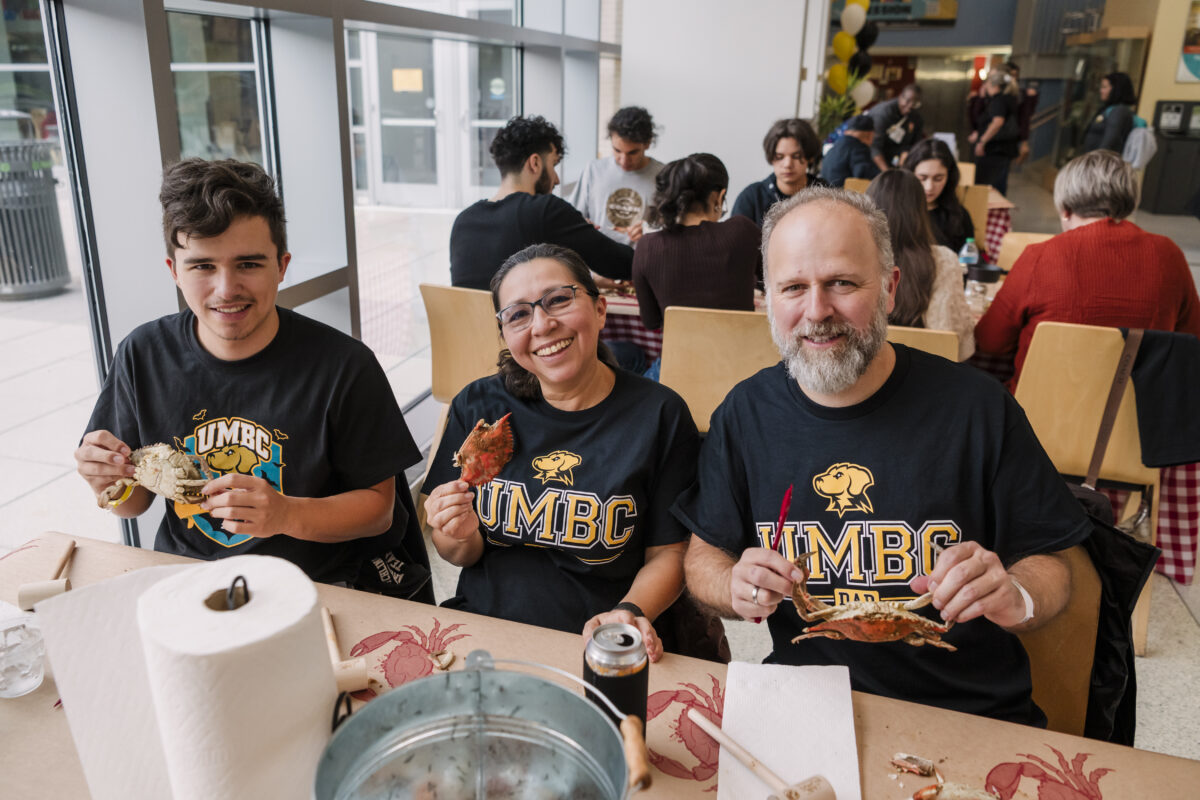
[[827, 63, 849, 95], [847, 0, 871, 10], [833, 31, 856, 63]]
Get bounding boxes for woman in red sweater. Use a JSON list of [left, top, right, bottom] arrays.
[[976, 150, 1200, 388]]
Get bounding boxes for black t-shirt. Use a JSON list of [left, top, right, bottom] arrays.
[[978, 94, 1020, 158], [449, 192, 634, 290], [86, 307, 422, 584], [422, 370, 700, 634], [731, 174, 828, 228], [672, 346, 1091, 724]]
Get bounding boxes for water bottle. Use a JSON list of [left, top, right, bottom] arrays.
[[958, 238, 979, 276]]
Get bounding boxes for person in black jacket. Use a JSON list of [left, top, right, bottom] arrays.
[[731, 118, 826, 226], [969, 69, 1020, 195], [1081, 72, 1136, 156], [449, 115, 633, 291], [819, 114, 880, 188]]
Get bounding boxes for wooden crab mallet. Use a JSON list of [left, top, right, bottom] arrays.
[[18, 538, 76, 611], [685, 708, 836, 800], [754, 484, 794, 624], [321, 608, 370, 693]]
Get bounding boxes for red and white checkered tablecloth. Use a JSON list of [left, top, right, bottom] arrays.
[[600, 294, 663, 361], [984, 208, 1012, 262], [1101, 462, 1200, 585]]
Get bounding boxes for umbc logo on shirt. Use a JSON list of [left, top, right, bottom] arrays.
[[532, 450, 582, 486], [812, 462, 874, 517]]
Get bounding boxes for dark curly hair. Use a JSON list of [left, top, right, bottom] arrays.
[[489, 115, 565, 177], [160, 158, 286, 259], [606, 106, 656, 145], [762, 119, 821, 165], [489, 244, 617, 400], [644, 153, 728, 233], [1102, 72, 1137, 107]]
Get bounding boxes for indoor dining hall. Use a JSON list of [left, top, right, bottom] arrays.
[[4, 1, 1200, 798]]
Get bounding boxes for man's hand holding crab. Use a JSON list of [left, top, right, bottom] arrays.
[[728, 546, 805, 622]]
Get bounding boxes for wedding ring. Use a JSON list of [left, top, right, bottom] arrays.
[[751, 586, 760, 605]]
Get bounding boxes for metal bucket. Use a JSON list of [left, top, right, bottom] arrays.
[[315, 651, 634, 800]]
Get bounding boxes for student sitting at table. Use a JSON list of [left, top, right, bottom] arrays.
[[865, 170, 975, 361], [731, 118, 827, 226], [678, 186, 1091, 724], [903, 138, 977, 257], [632, 153, 761, 361], [819, 114, 880, 188], [449, 115, 633, 292], [422, 244, 701, 662], [75, 159, 433, 597]]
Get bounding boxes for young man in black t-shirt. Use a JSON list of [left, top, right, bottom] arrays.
[[75, 159, 431, 591], [676, 187, 1090, 724]]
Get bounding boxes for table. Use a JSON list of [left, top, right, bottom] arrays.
[[985, 187, 1015, 262], [3, 533, 1198, 798], [601, 292, 663, 361]]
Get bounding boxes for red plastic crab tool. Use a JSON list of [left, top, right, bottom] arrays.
[[452, 413, 514, 487]]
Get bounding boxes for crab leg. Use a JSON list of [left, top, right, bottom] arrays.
[[790, 551, 837, 620]]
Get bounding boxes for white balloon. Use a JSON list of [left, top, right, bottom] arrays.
[[840, 5, 866, 36], [850, 79, 875, 109]]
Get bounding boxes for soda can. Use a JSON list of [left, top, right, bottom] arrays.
[[583, 622, 649, 725]]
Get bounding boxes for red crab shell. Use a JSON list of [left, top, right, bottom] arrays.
[[453, 413, 514, 487]]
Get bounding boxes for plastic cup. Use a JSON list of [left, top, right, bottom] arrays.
[[0, 616, 45, 698]]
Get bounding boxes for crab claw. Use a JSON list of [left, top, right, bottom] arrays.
[[453, 413, 515, 487]]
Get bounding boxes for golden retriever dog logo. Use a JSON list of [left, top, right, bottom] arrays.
[[812, 462, 875, 517], [531, 450, 582, 486], [206, 444, 261, 475]]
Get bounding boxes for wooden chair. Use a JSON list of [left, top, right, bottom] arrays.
[[843, 177, 870, 194], [956, 184, 990, 251], [1017, 544, 1102, 735], [1014, 321, 1160, 655], [887, 325, 959, 361], [659, 307, 777, 433], [996, 231, 1054, 272], [957, 161, 976, 186]]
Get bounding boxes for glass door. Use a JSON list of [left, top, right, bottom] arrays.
[[461, 40, 519, 203]]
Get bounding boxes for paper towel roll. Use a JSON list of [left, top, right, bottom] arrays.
[[137, 555, 335, 800]]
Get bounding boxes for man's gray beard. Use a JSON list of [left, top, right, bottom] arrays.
[[768, 291, 889, 397]]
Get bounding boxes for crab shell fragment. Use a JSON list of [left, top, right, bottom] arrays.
[[452, 413, 514, 487], [98, 443, 215, 508], [912, 781, 999, 799]]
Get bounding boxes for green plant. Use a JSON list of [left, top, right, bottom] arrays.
[[816, 72, 865, 140]]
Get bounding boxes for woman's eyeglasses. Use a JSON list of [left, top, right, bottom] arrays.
[[496, 284, 595, 330]]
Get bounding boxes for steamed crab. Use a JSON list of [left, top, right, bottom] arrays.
[[98, 443, 215, 508], [790, 550, 956, 650], [453, 413, 514, 487]]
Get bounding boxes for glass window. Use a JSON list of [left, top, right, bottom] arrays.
[[381, 125, 437, 184], [1, 0, 47, 64], [167, 12, 266, 166], [377, 35, 435, 119]]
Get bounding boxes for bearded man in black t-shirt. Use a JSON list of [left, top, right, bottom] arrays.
[[74, 159, 431, 592], [676, 187, 1090, 724]]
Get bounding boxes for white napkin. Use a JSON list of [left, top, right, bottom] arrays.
[[719, 661, 862, 800]]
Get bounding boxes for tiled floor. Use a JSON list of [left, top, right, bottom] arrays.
[[4, 173, 1200, 761]]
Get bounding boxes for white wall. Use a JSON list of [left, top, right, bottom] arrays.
[[619, 0, 813, 204]]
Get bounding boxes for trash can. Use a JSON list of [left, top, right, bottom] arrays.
[[0, 140, 70, 300]]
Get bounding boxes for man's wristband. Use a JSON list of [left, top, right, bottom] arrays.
[[613, 601, 645, 619], [1011, 578, 1035, 624]]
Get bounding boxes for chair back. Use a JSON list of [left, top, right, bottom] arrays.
[[419, 283, 501, 404], [996, 231, 1053, 272], [843, 177, 870, 194], [956, 184, 990, 250], [887, 325, 959, 361], [1016, 545, 1101, 735], [956, 161, 976, 186], [659, 307, 777, 433]]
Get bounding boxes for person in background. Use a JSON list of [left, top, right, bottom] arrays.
[[732, 118, 826, 226], [422, 244, 700, 661], [820, 114, 880, 188], [976, 150, 1200, 389], [633, 153, 762, 377], [869, 83, 925, 172], [1008, 60, 1040, 164], [903, 138, 978, 258], [969, 69, 1021, 195], [76, 159, 433, 598], [1081, 72, 1137, 156], [450, 115, 633, 292], [866, 170, 975, 360], [568, 106, 663, 245]]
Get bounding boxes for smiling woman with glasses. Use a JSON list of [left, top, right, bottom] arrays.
[[419, 243, 714, 663]]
